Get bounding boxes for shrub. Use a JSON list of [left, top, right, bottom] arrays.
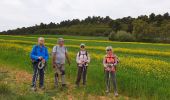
[[114, 31, 136, 42], [108, 31, 116, 41]]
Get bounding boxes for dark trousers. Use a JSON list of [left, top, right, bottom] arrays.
[[32, 62, 45, 88], [105, 71, 117, 92], [76, 66, 87, 85]]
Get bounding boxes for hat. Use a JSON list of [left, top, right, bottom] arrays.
[[80, 43, 85, 47]]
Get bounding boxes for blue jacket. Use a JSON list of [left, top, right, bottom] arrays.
[[30, 45, 49, 61]]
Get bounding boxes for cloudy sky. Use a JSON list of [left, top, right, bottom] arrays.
[[0, 0, 169, 31]]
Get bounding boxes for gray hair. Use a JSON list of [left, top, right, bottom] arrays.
[[106, 46, 113, 51], [38, 37, 44, 41], [58, 38, 64, 43]]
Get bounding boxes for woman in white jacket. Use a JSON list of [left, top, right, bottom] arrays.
[[75, 43, 90, 87]]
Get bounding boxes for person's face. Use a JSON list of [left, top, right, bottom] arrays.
[[80, 46, 85, 50], [58, 41, 64, 46], [38, 39, 44, 45], [106, 49, 112, 54]]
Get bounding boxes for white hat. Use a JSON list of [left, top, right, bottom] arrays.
[[80, 43, 85, 47]]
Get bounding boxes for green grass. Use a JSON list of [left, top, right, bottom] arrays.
[[0, 35, 170, 100]]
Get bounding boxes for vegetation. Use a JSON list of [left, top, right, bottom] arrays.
[[1, 13, 170, 43], [0, 35, 170, 100]]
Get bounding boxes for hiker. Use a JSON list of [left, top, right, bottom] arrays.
[[30, 37, 49, 91], [75, 43, 90, 87], [103, 46, 119, 96], [52, 38, 70, 88]]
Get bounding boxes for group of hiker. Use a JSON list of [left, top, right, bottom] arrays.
[[30, 37, 119, 97]]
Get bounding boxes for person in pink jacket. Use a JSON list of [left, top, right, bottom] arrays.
[[103, 46, 119, 97]]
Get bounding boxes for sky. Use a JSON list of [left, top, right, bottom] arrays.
[[0, 0, 169, 31]]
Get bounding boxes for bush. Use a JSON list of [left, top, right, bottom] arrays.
[[108, 31, 116, 41], [109, 31, 136, 42]]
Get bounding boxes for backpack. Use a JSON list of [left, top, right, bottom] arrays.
[[78, 51, 88, 59]]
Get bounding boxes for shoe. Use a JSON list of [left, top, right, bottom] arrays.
[[105, 89, 109, 93], [75, 84, 79, 88], [39, 86, 45, 90], [114, 92, 119, 97], [31, 87, 37, 91], [62, 84, 66, 87]]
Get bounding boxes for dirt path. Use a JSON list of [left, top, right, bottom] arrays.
[[0, 66, 130, 100]]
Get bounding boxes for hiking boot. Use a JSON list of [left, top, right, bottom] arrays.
[[62, 84, 67, 88], [39, 86, 45, 90], [114, 92, 119, 97], [31, 87, 37, 91], [75, 84, 79, 88], [105, 89, 109, 93], [54, 84, 58, 89]]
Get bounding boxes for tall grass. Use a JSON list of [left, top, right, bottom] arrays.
[[0, 35, 170, 99]]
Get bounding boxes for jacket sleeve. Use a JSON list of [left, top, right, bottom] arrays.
[[87, 53, 90, 63], [76, 52, 81, 63], [44, 47, 49, 61], [30, 45, 39, 60], [114, 55, 119, 65], [103, 56, 107, 68]]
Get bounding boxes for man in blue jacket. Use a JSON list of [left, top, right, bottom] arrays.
[[30, 37, 49, 91]]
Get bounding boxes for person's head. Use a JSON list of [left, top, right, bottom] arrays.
[[106, 46, 113, 54], [58, 38, 64, 46], [80, 43, 85, 50], [38, 37, 45, 46]]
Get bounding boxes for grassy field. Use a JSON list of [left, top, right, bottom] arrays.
[[0, 35, 170, 100]]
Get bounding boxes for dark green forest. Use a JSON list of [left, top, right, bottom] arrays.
[[1, 13, 170, 43]]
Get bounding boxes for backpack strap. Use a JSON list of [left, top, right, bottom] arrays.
[[56, 46, 67, 54], [78, 51, 88, 59]]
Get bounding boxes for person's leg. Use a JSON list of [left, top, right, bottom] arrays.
[[39, 68, 45, 88], [32, 63, 38, 88], [76, 67, 83, 86], [105, 71, 110, 92], [54, 65, 60, 87], [111, 71, 118, 96], [82, 66, 87, 85], [60, 64, 66, 86]]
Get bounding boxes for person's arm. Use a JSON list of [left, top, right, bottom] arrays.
[[76, 52, 81, 64], [114, 54, 119, 65], [52, 46, 57, 68], [30, 45, 39, 60], [66, 52, 71, 65], [103, 56, 107, 68], [65, 48, 71, 65], [44, 47, 49, 61], [87, 53, 90, 63]]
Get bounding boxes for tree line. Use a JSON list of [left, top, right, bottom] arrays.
[[1, 13, 170, 43]]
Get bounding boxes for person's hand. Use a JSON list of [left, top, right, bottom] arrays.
[[53, 63, 56, 68], [42, 59, 46, 63], [81, 61, 85, 64]]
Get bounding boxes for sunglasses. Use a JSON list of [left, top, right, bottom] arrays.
[[107, 49, 111, 51], [81, 46, 85, 48]]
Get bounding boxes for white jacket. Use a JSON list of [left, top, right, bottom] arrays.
[[76, 50, 90, 67]]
